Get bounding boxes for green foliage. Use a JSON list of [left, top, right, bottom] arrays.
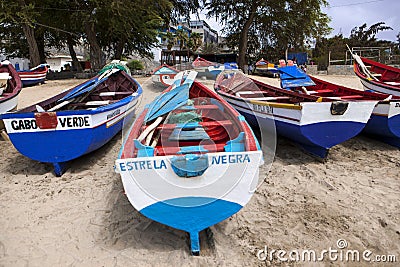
[[188, 32, 202, 52], [0, 0, 178, 66], [349, 22, 393, 47], [127, 59, 144, 71], [205, 0, 331, 68], [313, 22, 396, 66]]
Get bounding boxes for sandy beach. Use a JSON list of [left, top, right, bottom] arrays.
[[0, 74, 399, 266]]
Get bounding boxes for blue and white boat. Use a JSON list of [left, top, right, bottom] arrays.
[[215, 71, 378, 158], [296, 75, 400, 148], [1, 63, 142, 176], [115, 71, 263, 255], [208, 62, 239, 78]]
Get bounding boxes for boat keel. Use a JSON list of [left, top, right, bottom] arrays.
[[298, 143, 329, 158], [53, 161, 69, 177], [190, 231, 200, 256]]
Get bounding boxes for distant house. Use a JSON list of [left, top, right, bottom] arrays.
[[47, 54, 84, 72]]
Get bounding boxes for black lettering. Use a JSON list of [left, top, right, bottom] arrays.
[[59, 118, 67, 127], [18, 120, 25, 130], [67, 118, 72, 127], [84, 116, 90, 126], [11, 120, 19, 130], [72, 117, 78, 127]]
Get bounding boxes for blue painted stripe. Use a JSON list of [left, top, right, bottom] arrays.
[[140, 197, 242, 233]]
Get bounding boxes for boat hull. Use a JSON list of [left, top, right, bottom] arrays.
[[218, 94, 377, 158], [18, 70, 47, 87], [115, 151, 262, 254], [0, 93, 18, 114], [363, 102, 400, 147], [2, 97, 139, 175], [359, 78, 400, 96], [152, 74, 175, 87]]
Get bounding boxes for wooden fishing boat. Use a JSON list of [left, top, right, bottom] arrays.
[[208, 62, 239, 78], [215, 70, 378, 158], [352, 53, 400, 95], [192, 57, 213, 71], [151, 64, 179, 87], [1, 63, 142, 176], [115, 71, 263, 255], [192, 57, 237, 78], [299, 75, 400, 148], [18, 64, 48, 87], [0, 61, 23, 115], [255, 58, 279, 76]]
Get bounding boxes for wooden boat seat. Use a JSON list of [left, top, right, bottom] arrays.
[[96, 91, 133, 96], [156, 143, 226, 156], [385, 81, 400, 86], [69, 100, 118, 107], [155, 120, 233, 131], [177, 104, 220, 110], [315, 89, 334, 94], [340, 95, 364, 99], [245, 96, 290, 101]]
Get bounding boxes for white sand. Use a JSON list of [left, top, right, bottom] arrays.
[[0, 74, 399, 266]]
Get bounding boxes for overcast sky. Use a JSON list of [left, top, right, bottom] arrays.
[[196, 0, 399, 42]]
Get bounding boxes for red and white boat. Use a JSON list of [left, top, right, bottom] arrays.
[[352, 54, 400, 95], [0, 61, 22, 114], [18, 64, 48, 87]]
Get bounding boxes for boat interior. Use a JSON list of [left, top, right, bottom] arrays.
[[217, 72, 399, 103], [0, 67, 18, 98], [130, 82, 246, 158], [361, 58, 400, 84], [18, 71, 139, 113]]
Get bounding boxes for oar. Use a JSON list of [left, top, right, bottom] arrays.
[[44, 68, 120, 112]]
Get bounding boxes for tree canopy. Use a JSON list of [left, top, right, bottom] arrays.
[[0, 0, 175, 69], [205, 0, 331, 69]]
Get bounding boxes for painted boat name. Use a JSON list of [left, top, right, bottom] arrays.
[[118, 154, 251, 171], [253, 104, 273, 114], [107, 109, 120, 120], [10, 116, 90, 130]]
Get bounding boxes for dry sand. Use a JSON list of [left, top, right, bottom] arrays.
[[0, 74, 399, 266]]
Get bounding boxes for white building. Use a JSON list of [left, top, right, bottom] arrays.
[[46, 54, 84, 72], [189, 20, 218, 44]]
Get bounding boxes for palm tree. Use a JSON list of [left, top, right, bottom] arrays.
[[175, 29, 189, 51], [188, 32, 203, 52], [160, 30, 176, 50]]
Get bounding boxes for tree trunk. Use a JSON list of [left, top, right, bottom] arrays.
[[21, 24, 41, 67], [237, 3, 258, 71], [84, 21, 105, 71], [35, 30, 46, 63], [114, 38, 126, 60], [67, 36, 83, 72], [17, 0, 41, 67]]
